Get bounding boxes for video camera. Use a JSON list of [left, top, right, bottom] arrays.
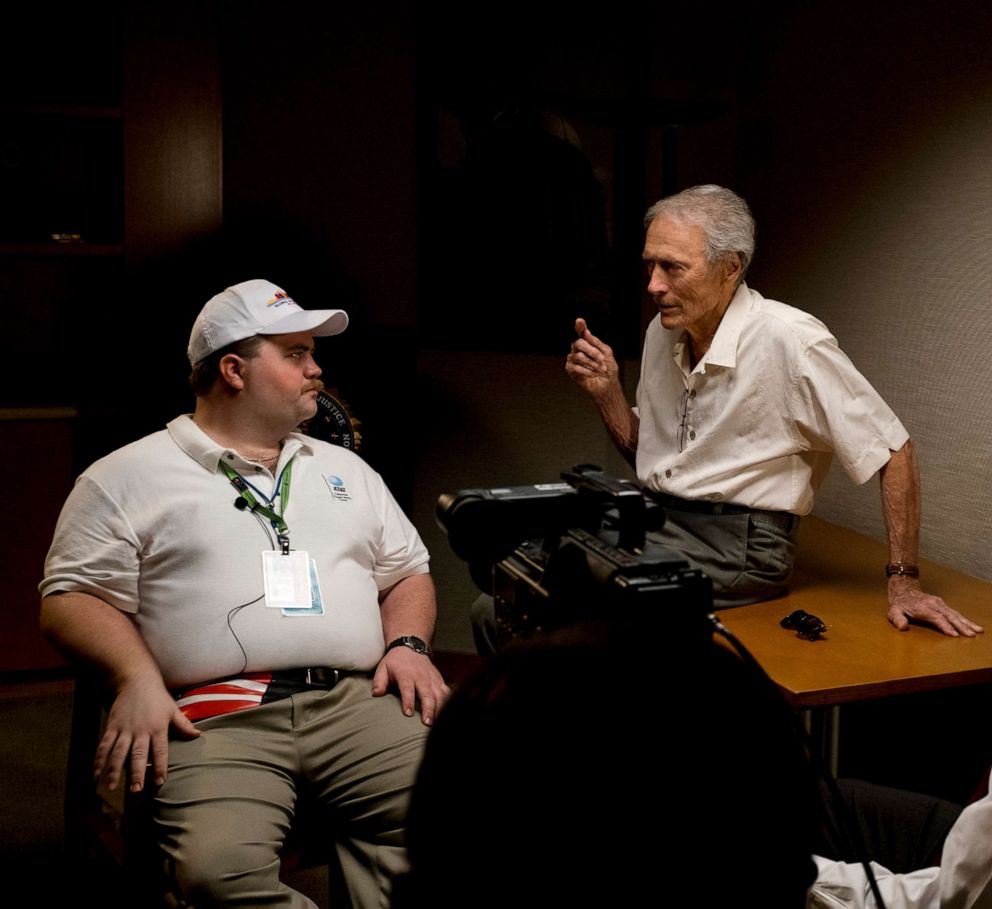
[[436, 465, 713, 647]]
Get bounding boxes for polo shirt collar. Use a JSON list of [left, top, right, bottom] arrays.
[[167, 414, 310, 472]]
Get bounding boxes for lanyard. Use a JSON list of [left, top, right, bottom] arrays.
[[220, 460, 294, 554]]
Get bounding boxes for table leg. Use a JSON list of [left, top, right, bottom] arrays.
[[803, 705, 841, 777]]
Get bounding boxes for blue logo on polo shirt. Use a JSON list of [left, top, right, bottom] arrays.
[[324, 474, 351, 502]]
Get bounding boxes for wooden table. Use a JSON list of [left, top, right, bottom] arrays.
[[718, 516, 992, 770]]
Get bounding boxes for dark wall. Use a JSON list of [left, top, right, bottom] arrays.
[[211, 3, 419, 496]]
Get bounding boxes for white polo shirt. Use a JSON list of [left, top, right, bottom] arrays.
[[635, 284, 909, 515], [41, 416, 430, 688]]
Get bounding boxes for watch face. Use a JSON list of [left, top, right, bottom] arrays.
[[391, 635, 430, 655]]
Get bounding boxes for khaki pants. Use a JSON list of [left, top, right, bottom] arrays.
[[154, 677, 428, 908]]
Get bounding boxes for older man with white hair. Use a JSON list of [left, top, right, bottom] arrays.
[[567, 184, 980, 636]]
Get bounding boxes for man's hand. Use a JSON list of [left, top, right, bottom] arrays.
[[566, 318, 621, 400], [376, 573, 447, 725], [372, 645, 450, 726], [879, 441, 984, 638], [565, 318, 639, 465], [40, 591, 200, 792], [887, 577, 984, 637], [95, 671, 200, 792]]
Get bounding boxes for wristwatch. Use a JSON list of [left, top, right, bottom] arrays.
[[385, 635, 432, 657], [885, 562, 920, 579]]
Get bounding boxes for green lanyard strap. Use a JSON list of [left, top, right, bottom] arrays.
[[220, 460, 294, 552]]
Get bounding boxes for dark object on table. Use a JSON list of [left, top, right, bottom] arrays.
[[781, 608, 828, 641]]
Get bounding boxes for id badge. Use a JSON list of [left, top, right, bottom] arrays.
[[262, 550, 312, 609], [282, 559, 326, 617]]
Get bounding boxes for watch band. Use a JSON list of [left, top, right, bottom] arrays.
[[885, 562, 920, 579], [385, 635, 432, 656]]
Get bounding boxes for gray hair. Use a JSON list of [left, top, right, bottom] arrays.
[[644, 184, 755, 281]]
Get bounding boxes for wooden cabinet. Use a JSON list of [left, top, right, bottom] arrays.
[[0, 6, 221, 673], [0, 413, 74, 671]]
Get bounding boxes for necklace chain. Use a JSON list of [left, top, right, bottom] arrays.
[[242, 447, 281, 464]]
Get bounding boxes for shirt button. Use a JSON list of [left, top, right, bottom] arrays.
[[255, 466, 262, 472], [689, 389, 696, 398], [226, 453, 234, 460], [689, 430, 696, 440], [665, 469, 672, 478]]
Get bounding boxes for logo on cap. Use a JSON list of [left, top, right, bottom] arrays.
[[266, 290, 292, 308]]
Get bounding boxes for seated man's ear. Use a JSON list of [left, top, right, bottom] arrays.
[[218, 354, 247, 391]]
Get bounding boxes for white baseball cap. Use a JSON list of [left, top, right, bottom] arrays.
[[188, 279, 349, 365]]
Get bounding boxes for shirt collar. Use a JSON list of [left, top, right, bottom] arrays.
[[699, 282, 751, 370], [166, 414, 310, 472], [671, 334, 691, 381]]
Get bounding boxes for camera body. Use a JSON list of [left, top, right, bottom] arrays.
[[437, 465, 713, 646]]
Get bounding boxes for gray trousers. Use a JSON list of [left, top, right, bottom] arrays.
[[471, 502, 799, 654], [649, 504, 799, 609], [155, 677, 428, 908]]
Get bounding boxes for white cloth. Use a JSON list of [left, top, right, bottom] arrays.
[[41, 415, 429, 688], [635, 283, 909, 515], [808, 773, 992, 909]]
